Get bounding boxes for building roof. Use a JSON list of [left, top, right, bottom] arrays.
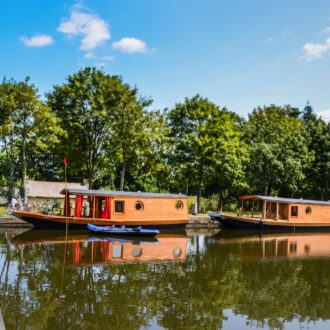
[[240, 195, 330, 206], [26, 180, 88, 198], [61, 188, 187, 199]]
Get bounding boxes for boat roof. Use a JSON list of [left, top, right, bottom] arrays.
[[240, 195, 330, 206], [60, 188, 187, 199]]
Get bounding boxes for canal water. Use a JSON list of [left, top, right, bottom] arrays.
[[1, 228, 330, 330]]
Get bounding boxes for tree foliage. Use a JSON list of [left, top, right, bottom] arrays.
[[1, 69, 330, 211], [245, 105, 312, 196], [0, 77, 62, 201]]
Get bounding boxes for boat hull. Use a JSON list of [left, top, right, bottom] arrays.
[[217, 214, 330, 231], [12, 211, 188, 230]]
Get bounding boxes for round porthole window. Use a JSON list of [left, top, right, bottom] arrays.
[[173, 248, 182, 258], [132, 248, 142, 257], [135, 201, 144, 211], [305, 206, 312, 215], [175, 200, 183, 209]]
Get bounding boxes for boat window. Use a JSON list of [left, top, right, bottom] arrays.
[[290, 242, 297, 253], [305, 206, 312, 215], [115, 201, 124, 213], [173, 248, 182, 258], [135, 201, 144, 211], [291, 206, 298, 217], [132, 248, 142, 257], [112, 244, 123, 258], [175, 200, 183, 209]]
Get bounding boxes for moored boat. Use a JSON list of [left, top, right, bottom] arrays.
[[87, 223, 159, 237], [215, 195, 330, 231], [12, 188, 188, 229]]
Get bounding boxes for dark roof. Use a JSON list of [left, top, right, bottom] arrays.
[[240, 195, 330, 206], [61, 188, 187, 199]]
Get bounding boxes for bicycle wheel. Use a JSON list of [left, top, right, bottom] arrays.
[[32, 205, 41, 213], [41, 203, 50, 214], [24, 205, 32, 212], [51, 203, 62, 216]]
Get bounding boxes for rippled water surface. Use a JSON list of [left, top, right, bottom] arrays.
[[1, 228, 330, 329]]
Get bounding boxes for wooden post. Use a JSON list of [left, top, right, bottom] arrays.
[[276, 202, 279, 221], [240, 200, 244, 216], [92, 197, 96, 220], [262, 201, 267, 220], [251, 200, 255, 218], [288, 203, 291, 221]]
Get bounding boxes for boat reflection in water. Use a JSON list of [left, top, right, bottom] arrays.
[[217, 230, 330, 260], [12, 229, 188, 264]]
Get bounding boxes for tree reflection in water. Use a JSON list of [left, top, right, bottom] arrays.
[[1, 231, 330, 329]]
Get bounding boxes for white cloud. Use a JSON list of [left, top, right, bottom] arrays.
[[264, 37, 273, 44], [317, 109, 330, 122], [83, 52, 114, 61], [112, 37, 148, 53], [20, 34, 54, 47], [322, 27, 330, 34], [58, 11, 110, 51], [84, 52, 96, 59], [303, 38, 330, 60]]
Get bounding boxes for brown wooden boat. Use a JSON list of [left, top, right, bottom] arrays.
[[214, 195, 330, 231], [12, 188, 188, 229]]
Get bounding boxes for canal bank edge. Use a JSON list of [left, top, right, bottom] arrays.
[[0, 215, 219, 229]]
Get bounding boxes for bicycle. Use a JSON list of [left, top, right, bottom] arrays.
[[7, 202, 31, 213], [42, 199, 62, 216], [30, 198, 41, 213]]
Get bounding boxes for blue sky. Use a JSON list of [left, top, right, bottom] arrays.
[[1, 0, 330, 119]]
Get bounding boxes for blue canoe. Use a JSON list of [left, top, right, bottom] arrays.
[[87, 223, 160, 237]]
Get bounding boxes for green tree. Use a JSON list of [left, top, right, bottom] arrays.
[[122, 110, 173, 192], [245, 105, 312, 196], [167, 95, 243, 212], [107, 84, 153, 191], [0, 77, 62, 202], [302, 103, 330, 200], [48, 67, 152, 190], [206, 114, 248, 210]]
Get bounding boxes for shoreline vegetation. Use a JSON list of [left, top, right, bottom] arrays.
[[0, 67, 329, 214]]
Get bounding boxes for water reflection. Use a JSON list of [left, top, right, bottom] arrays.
[[12, 230, 188, 264], [217, 230, 330, 260], [2, 229, 330, 329]]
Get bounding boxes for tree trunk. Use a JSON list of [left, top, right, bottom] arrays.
[[21, 139, 27, 203], [218, 187, 223, 212], [88, 176, 93, 190], [197, 176, 202, 214], [8, 155, 15, 202], [5, 140, 15, 202], [119, 163, 126, 191]]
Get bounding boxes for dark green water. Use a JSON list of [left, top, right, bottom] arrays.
[[1, 228, 330, 330]]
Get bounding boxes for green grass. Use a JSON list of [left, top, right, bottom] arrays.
[[0, 206, 9, 217]]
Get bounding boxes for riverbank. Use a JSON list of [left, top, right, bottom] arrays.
[[0, 215, 219, 228]]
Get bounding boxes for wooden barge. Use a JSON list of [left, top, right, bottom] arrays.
[[215, 195, 330, 231], [12, 189, 188, 229]]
